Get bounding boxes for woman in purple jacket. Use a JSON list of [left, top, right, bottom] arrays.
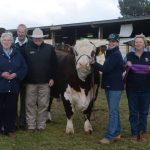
[[0, 32, 27, 137], [126, 34, 150, 143]]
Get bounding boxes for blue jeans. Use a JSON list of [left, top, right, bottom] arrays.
[[104, 90, 122, 141], [126, 90, 150, 136]]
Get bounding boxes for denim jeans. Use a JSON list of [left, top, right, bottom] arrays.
[[104, 90, 122, 141], [126, 90, 150, 136]]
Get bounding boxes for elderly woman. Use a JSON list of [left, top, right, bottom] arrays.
[[0, 32, 27, 137], [125, 34, 150, 143]]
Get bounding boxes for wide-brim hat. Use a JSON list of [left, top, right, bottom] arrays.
[[31, 28, 48, 38]]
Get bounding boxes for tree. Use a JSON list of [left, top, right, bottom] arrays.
[[118, 0, 150, 18]]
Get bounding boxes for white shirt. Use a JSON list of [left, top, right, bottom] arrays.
[[15, 37, 28, 46], [3, 48, 13, 59]]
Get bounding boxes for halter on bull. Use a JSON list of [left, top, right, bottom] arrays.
[[50, 40, 106, 134]]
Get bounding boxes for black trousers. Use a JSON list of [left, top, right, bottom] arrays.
[[0, 93, 18, 134]]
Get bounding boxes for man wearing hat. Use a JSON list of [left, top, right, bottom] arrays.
[[23, 28, 57, 132], [92, 33, 124, 144]]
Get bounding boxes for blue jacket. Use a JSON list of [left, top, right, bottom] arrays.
[[93, 47, 124, 90], [0, 48, 28, 93], [126, 51, 150, 91]]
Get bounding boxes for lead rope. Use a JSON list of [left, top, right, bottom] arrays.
[[90, 69, 96, 122]]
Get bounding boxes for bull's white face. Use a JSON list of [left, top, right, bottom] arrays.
[[74, 40, 96, 81]]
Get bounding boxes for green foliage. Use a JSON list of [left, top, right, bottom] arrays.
[[118, 0, 150, 18], [0, 90, 150, 150]]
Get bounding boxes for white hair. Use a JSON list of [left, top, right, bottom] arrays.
[[0, 32, 14, 44]]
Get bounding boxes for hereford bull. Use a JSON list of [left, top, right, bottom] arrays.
[[51, 40, 105, 134]]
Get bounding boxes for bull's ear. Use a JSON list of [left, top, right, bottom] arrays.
[[101, 45, 107, 54], [96, 45, 107, 56]]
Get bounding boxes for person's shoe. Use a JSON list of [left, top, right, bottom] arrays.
[[37, 128, 45, 133], [19, 125, 27, 131], [138, 132, 147, 143], [7, 132, 16, 138], [27, 129, 35, 133], [113, 134, 121, 141], [130, 136, 138, 143], [98, 138, 111, 144], [0, 131, 4, 136]]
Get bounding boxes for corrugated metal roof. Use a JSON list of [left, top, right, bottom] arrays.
[[9, 16, 150, 31]]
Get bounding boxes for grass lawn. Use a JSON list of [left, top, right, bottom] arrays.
[[0, 89, 150, 150]]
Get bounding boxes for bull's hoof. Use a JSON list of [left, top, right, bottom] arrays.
[[85, 129, 93, 135], [66, 128, 74, 135], [66, 119, 74, 134], [46, 111, 52, 123], [84, 120, 93, 134]]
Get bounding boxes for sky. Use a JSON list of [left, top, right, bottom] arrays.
[[0, 0, 121, 30]]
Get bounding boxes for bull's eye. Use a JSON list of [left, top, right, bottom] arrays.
[[91, 51, 95, 57]]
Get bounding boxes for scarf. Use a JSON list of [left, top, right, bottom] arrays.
[[124, 64, 150, 82]]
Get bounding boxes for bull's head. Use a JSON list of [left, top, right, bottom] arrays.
[[73, 40, 97, 81]]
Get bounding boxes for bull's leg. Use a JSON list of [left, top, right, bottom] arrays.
[[47, 97, 53, 112], [46, 97, 53, 122], [62, 95, 74, 134], [83, 100, 94, 134], [66, 117, 74, 134]]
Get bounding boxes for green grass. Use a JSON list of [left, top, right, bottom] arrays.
[[0, 90, 150, 150]]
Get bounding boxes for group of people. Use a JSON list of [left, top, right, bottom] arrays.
[[0, 24, 149, 145], [92, 33, 150, 144], [0, 24, 57, 137]]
